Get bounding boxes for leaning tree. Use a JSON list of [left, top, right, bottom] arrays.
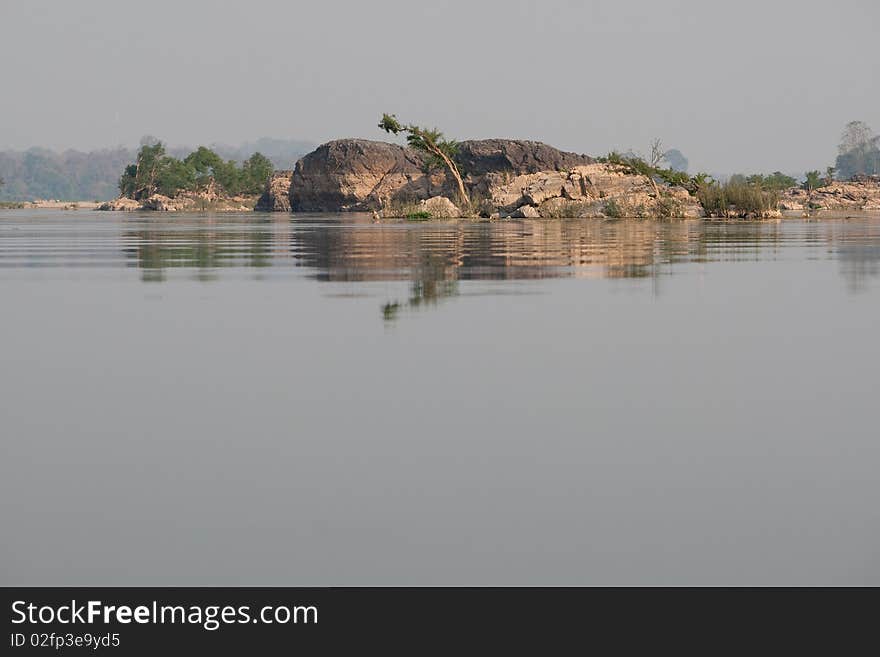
[[378, 113, 469, 207]]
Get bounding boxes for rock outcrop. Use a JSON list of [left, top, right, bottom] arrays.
[[780, 178, 880, 212], [97, 192, 256, 212], [456, 139, 594, 177], [291, 139, 433, 212], [290, 138, 598, 214], [418, 196, 461, 218], [96, 197, 141, 211], [485, 164, 702, 219], [255, 170, 293, 212]]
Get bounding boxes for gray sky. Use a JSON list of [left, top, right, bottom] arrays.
[[2, 0, 877, 173]]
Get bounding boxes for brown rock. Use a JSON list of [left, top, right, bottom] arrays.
[[456, 139, 594, 176], [291, 139, 431, 212], [96, 197, 141, 211], [419, 196, 461, 218], [255, 170, 293, 212], [511, 205, 541, 218]]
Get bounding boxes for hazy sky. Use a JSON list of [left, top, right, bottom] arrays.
[[2, 0, 877, 172]]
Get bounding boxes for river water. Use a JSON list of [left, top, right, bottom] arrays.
[[2, 210, 879, 585]]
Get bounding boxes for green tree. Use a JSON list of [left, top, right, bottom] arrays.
[[212, 159, 242, 195], [378, 113, 469, 207], [240, 152, 274, 195], [119, 141, 167, 199], [156, 157, 196, 196], [184, 147, 224, 187], [689, 172, 715, 192], [118, 164, 138, 198], [763, 172, 797, 190], [803, 170, 823, 192]]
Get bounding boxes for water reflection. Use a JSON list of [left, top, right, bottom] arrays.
[[2, 212, 880, 297]]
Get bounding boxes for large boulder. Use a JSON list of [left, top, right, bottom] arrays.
[[418, 196, 461, 218], [290, 139, 433, 212], [255, 170, 293, 212], [289, 138, 596, 213], [456, 139, 594, 177]]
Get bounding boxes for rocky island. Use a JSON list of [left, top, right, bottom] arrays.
[[94, 117, 880, 219]]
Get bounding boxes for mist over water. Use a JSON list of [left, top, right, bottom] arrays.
[[2, 211, 879, 585]]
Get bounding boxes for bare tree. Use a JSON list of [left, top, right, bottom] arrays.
[[649, 138, 665, 168], [839, 121, 874, 154]]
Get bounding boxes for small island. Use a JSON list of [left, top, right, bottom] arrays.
[[87, 117, 880, 219]]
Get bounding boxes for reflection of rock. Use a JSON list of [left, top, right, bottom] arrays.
[[255, 170, 292, 212], [419, 196, 461, 218]]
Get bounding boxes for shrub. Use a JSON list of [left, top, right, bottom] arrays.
[[802, 170, 826, 192], [654, 195, 683, 218], [603, 199, 624, 218], [746, 172, 797, 190], [406, 211, 432, 221], [540, 199, 591, 218], [598, 152, 690, 189], [697, 180, 779, 218]]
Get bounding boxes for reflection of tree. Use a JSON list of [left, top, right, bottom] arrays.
[[120, 215, 880, 309], [123, 218, 273, 281], [381, 251, 460, 321], [839, 244, 880, 292]]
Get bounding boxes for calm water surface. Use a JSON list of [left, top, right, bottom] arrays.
[[2, 210, 879, 585]]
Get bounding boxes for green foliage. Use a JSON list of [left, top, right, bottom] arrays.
[[801, 170, 827, 192], [598, 151, 691, 190], [697, 179, 780, 218], [406, 211, 432, 221], [184, 146, 223, 186], [603, 199, 624, 218], [378, 114, 459, 161], [745, 172, 797, 190], [689, 172, 715, 192], [241, 153, 274, 194], [379, 113, 469, 206], [118, 141, 167, 199], [118, 144, 274, 199], [0, 140, 308, 202], [211, 159, 242, 194], [155, 157, 196, 196], [655, 195, 683, 218]]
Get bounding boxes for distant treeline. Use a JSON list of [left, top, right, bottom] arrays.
[[0, 137, 313, 201]]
